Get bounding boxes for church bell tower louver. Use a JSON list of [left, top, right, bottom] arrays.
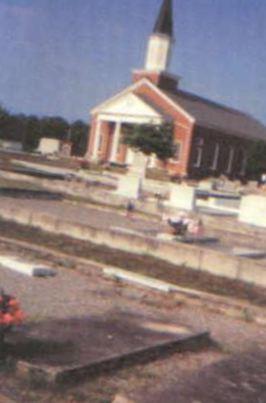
[[133, 0, 179, 91], [145, 0, 174, 71]]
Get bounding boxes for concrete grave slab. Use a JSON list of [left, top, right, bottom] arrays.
[[232, 248, 266, 259], [9, 313, 209, 385], [176, 236, 219, 245], [0, 256, 57, 277]]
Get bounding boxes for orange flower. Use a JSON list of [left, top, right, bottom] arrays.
[[1, 313, 14, 325]]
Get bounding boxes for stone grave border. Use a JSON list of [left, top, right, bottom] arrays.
[[15, 331, 210, 385], [0, 206, 265, 287]]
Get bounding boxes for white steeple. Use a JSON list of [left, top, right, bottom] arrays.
[[145, 0, 174, 72]]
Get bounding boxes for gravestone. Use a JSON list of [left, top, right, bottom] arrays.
[[116, 152, 147, 199], [129, 152, 147, 178], [239, 195, 266, 228], [198, 180, 214, 191], [167, 184, 196, 211]]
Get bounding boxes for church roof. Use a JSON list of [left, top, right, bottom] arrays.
[[153, 0, 173, 37], [162, 88, 266, 141]]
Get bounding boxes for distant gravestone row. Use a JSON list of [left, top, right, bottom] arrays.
[[115, 153, 266, 229]]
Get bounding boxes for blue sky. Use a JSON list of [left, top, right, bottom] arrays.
[[0, 0, 265, 123]]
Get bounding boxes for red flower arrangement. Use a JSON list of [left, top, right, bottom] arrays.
[[0, 290, 25, 333]]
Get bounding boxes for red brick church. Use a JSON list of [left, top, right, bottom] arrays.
[[87, 0, 266, 178]]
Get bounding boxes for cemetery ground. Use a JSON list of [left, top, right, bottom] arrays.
[[0, 233, 266, 403], [0, 162, 265, 401]]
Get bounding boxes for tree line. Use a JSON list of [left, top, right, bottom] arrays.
[[0, 104, 89, 156]]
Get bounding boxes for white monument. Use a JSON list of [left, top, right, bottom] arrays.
[[116, 152, 147, 199], [38, 138, 61, 155], [239, 194, 266, 228], [167, 184, 196, 211]]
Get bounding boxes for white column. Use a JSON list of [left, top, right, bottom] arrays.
[[147, 153, 157, 168], [126, 148, 135, 165], [91, 119, 102, 161], [110, 121, 121, 163]]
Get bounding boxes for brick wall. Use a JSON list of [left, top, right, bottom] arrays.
[[132, 71, 179, 92], [188, 126, 250, 179], [133, 82, 194, 176]]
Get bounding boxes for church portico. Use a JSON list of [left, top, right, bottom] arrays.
[[89, 89, 167, 164], [91, 113, 165, 165]]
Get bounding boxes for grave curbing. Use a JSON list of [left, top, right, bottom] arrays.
[[0, 234, 265, 325], [0, 205, 265, 287], [15, 331, 211, 385]]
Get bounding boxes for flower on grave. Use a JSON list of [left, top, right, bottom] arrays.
[[0, 291, 25, 328]]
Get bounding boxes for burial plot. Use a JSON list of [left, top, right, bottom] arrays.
[[9, 313, 209, 385]]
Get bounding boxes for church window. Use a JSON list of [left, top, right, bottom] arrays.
[[172, 141, 182, 162], [211, 143, 220, 170], [235, 147, 247, 175], [193, 137, 204, 168], [226, 146, 235, 174]]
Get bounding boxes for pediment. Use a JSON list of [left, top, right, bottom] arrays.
[[98, 92, 163, 119]]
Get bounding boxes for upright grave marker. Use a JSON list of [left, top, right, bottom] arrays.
[[167, 184, 196, 211], [116, 152, 147, 199], [239, 194, 266, 228]]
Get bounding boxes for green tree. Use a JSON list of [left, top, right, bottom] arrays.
[[0, 104, 10, 138], [23, 116, 42, 151], [123, 122, 175, 161], [70, 120, 89, 156], [40, 116, 69, 140], [247, 140, 266, 178]]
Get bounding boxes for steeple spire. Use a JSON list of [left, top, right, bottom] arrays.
[[153, 0, 173, 37], [133, 0, 179, 91]]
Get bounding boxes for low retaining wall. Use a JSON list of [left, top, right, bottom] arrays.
[[0, 206, 265, 288]]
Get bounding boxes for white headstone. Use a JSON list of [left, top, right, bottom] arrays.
[[198, 180, 214, 191], [239, 195, 266, 228], [38, 138, 61, 155], [168, 184, 196, 211], [129, 152, 147, 178], [116, 152, 147, 199], [116, 174, 141, 199]]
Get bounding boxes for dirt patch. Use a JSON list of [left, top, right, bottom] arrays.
[[7, 314, 200, 367], [0, 219, 265, 307], [143, 349, 266, 403]]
